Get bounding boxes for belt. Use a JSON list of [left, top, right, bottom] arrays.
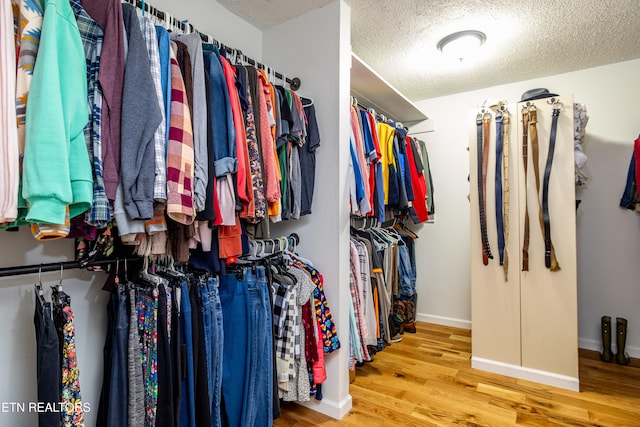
[[482, 114, 493, 262], [542, 102, 561, 271], [476, 112, 493, 265], [495, 112, 505, 268], [501, 106, 510, 281], [530, 106, 560, 271], [521, 106, 530, 271]]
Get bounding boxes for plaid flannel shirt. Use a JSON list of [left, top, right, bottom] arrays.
[[140, 15, 167, 203], [71, 0, 111, 227]]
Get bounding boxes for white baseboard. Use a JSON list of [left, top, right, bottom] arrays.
[[300, 394, 353, 420], [579, 338, 640, 359], [416, 313, 472, 330], [471, 357, 579, 392]]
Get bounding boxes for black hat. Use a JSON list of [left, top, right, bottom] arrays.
[[520, 88, 559, 102]]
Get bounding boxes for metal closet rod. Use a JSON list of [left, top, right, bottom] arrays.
[[0, 258, 142, 278], [126, 0, 302, 91]]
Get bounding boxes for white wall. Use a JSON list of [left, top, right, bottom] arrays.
[[0, 2, 265, 426], [265, 0, 353, 419], [0, 229, 109, 426], [411, 59, 640, 357], [151, 0, 263, 60]]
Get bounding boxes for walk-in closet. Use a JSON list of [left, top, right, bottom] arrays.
[[1, 0, 639, 426]]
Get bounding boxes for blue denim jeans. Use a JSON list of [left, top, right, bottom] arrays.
[[219, 272, 248, 427], [243, 266, 273, 427], [208, 278, 224, 427], [200, 277, 224, 427], [198, 280, 213, 408], [180, 280, 196, 427], [398, 244, 415, 297]]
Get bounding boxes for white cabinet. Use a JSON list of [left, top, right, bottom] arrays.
[[470, 96, 579, 391]]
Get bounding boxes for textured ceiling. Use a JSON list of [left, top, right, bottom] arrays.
[[218, 0, 640, 101]]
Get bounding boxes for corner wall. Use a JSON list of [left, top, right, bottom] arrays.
[[264, 0, 353, 419], [411, 59, 640, 357]]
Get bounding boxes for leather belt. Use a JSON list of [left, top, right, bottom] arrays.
[[495, 112, 505, 268], [501, 106, 510, 281], [476, 113, 493, 265], [482, 114, 493, 262], [530, 106, 560, 271], [521, 106, 530, 271], [543, 103, 561, 271]]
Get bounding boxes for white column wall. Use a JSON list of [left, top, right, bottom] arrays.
[[411, 59, 640, 357], [265, 0, 353, 419]]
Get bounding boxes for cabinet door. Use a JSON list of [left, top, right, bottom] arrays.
[[517, 95, 579, 379], [470, 105, 522, 366]]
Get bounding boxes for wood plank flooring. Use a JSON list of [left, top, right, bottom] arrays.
[[274, 322, 640, 426]]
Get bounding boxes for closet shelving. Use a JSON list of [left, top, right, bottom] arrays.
[[350, 53, 427, 125]]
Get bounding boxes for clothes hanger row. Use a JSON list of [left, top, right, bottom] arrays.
[[34, 263, 65, 301], [248, 234, 299, 259], [124, 0, 302, 90]]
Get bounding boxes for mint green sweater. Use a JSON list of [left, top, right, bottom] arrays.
[[22, 0, 92, 225]]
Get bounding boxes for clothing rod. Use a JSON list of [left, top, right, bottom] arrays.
[[0, 258, 142, 278], [127, 0, 302, 91]]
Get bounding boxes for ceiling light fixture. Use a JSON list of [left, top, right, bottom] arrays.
[[437, 30, 486, 61]]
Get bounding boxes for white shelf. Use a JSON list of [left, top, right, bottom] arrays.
[[350, 53, 428, 125]]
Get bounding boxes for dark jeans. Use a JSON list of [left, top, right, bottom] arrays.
[[108, 287, 129, 427], [34, 297, 60, 427]]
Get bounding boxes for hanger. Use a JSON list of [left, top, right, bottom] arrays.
[[34, 264, 47, 305], [394, 222, 419, 239], [138, 257, 162, 287], [55, 263, 64, 292]]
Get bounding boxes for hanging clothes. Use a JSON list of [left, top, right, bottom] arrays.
[[349, 103, 432, 224], [52, 286, 86, 426], [22, 0, 93, 227]]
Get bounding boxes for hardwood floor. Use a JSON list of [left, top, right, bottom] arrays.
[[274, 322, 640, 426]]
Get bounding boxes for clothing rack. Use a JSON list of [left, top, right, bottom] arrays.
[[124, 0, 301, 91], [0, 258, 142, 278], [351, 97, 404, 129]]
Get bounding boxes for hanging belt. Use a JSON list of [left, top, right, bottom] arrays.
[[495, 112, 505, 267], [543, 104, 561, 271], [521, 106, 530, 271], [501, 107, 510, 281], [482, 113, 493, 262], [529, 107, 560, 271], [476, 113, 492, 265]]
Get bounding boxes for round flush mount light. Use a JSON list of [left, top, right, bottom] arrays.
[[437, 30, 486, 61]]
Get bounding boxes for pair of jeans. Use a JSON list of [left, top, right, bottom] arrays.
[[97, 289, 116, 427], [197, 277, 223, 426], [191, 282, 212, 426], [244, 266, 273, 426], [207, 278, 224, 427], [219, 271, 248, 427], [157, 285, 174, 427], [34, 297, 60, 427], [179, 280, 196, 427], [109, 287, 129, 427], [398, 244, 415, 297]]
